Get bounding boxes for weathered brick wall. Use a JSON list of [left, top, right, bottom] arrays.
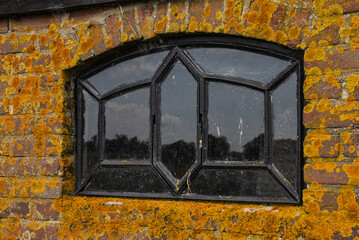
[[0, 0, 358, 239]]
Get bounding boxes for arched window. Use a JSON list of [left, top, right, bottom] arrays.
[[75, 35, 304, 203]]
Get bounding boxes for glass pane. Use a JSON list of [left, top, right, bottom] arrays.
[[190, 169, 289, 199], [88, 51, 169, 94], [86, 166, 171, 193], [272, 73, 298, 187], [208, 82, 264, 161], [160, 61, 197, 180], [82, 90, 99, 179], [105, 88, 150, 160], [187, 48, 290, 84]]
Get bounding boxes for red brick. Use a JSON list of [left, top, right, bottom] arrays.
[[304, 78, 342, 100], [90, 23, 106, 56], [12, 13, 59, 31], [309, 23, 341, 45], [0, 37, 32, 54], [0, 157, 38, 176], [39, 159, 61, 176], [138, 4, 155, 37], [306, 48, 359, 71], [4, 219, 59, 239], [0, 18, 9, 33], [33, 200, 60, 220], [286, 9, 310, 47], [154, 2, 169, 34], [189, 0, 206, 32], [0, 177, 9, 197], [11, 177, 62, 198], [305, 164, 349, 184], [105, 14, 121, 48], [303, 108, 351, 128], [0, 115, 35, 136], [122, 9, 138, 41], [0, 200, 30, 218], [317, 191, 340, 212], [270, 4, 285, 31], [323, 0, 359, 14], [205, 0, 224, 30], [343, 133, 359, 157]]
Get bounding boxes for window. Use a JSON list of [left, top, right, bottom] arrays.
[[75, 35, 303, 203]]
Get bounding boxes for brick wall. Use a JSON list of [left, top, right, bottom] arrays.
[[0, 0, 358, 239]]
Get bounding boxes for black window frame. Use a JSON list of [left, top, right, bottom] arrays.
[[74, 34, 304, 204]]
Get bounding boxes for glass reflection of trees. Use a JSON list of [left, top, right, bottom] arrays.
[[105, 134, 149, 160], [208, 133, 264, 161]]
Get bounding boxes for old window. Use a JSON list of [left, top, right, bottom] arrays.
[[75, 35, 303, 203]]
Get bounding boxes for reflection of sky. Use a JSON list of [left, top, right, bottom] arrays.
[[87, 51, 169, 94], [105, 88, 150, 141], [208, 82, 264, 152], [160, 61, 197, 145], [188, 48, 290, 84], [272, 73, 297, 140], [83, 90, 98, 141]]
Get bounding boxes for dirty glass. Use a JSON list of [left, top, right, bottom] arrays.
[[190, 169, 289, 199], [105, 88, 150, 160], [272, 73, 298, 187], [160, 61, 197, 180], [187, 48, 290, 84], [82, 90, 99, 179], [88, 51, 169, 94], [85, 166, 171, 193], [208, 82, 265, 161]]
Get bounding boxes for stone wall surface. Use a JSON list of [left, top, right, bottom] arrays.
[[0, 0, 358, 239]]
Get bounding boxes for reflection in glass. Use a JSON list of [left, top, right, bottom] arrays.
[[208, 82, 264, 161], [105, 88, 150, 160], [191, 169, 289, 199], [86, 166, 171, 193], [160, 61, 197, 180], [82, 90, 99, 179], [187, 48, 290, 84], [88, 51, 169, 94], [272, 73, 298, 187]]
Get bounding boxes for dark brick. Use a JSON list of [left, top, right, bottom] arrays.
[[0, 157, 38, 176], [0, 18, 9, 33], [12, 13, 59, 31], [0, 37, 32, 55], [89, 23, 106, 56], [70, 6, 113, 24], [39, 159, 61, 176], [105, 14, 121, 48]]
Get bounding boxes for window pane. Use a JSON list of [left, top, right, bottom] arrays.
[[272, 73, 298, 187], [105, 88, 150, 160], [85, 166, 171, 193], [82, 90, 99, 179], [88, 51, 169, 94], [190, 169, 289, 199], [187, 48, 290, 84], [160, 61, 197, 180], [208, 82, 264, 161]]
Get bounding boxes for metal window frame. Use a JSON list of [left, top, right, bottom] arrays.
[[74, 34, 304, 204]]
